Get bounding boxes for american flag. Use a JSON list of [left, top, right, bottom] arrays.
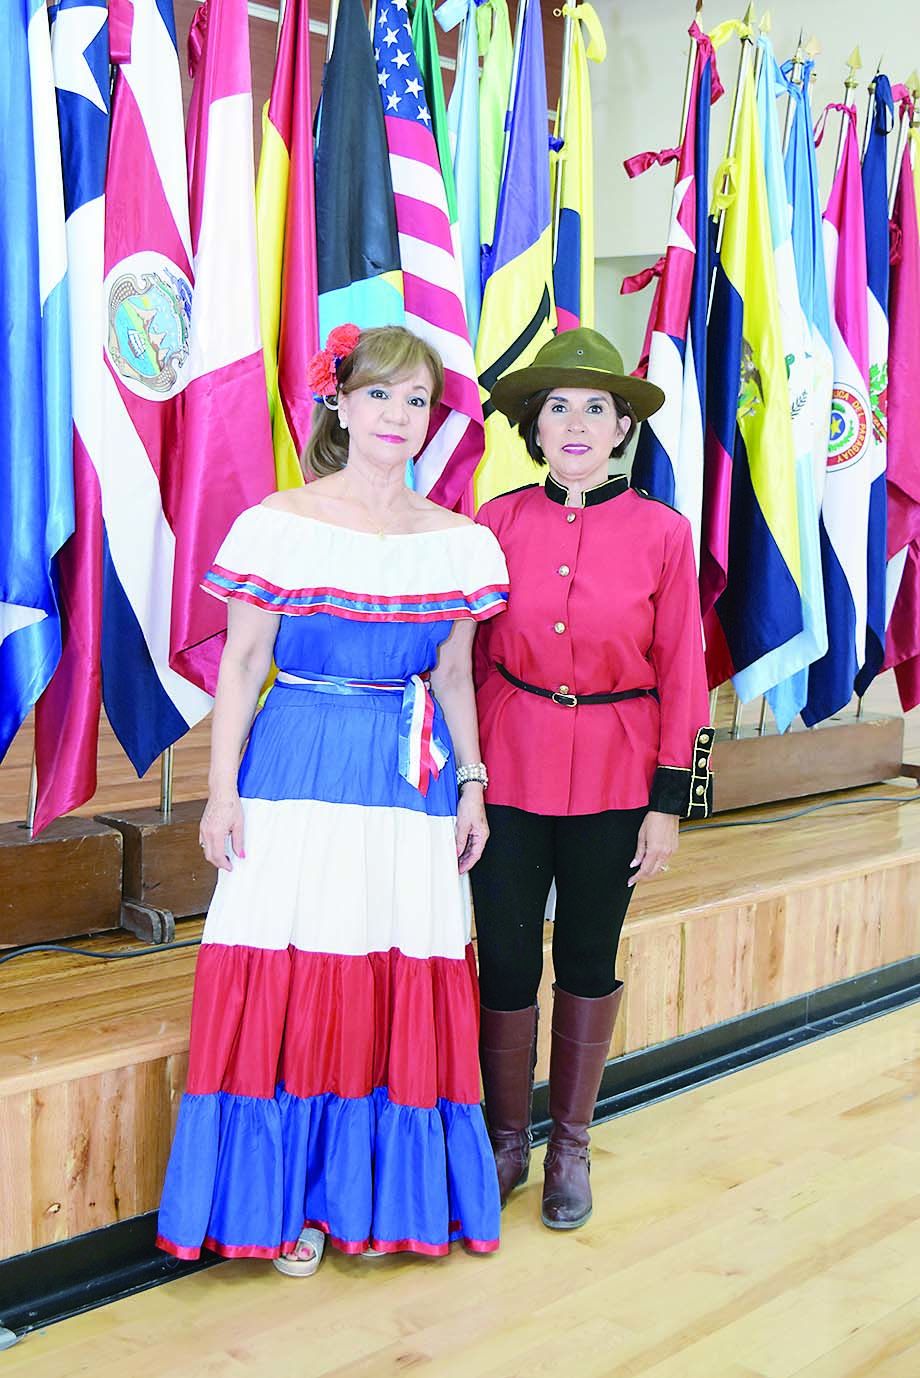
[[373, 0, 483, 509]]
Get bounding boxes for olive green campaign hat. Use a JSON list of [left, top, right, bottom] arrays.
[[489, 327, 665, 424]]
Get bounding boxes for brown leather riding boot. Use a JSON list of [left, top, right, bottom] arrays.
[[479, 1004, 538, 1207], [541, 983, 623, 1230]]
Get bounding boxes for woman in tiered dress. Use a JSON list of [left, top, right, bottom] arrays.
[[157, 326, 507, 1275]]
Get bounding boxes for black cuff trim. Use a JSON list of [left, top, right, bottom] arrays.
[[649, 727, 715, 819]]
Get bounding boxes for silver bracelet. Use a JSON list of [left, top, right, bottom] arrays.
[[456, 762, 488, 789]]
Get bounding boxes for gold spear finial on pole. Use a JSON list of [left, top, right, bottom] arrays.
[[834, 48, 862, 172]]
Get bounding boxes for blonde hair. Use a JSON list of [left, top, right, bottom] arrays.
[[303, 326, 445, 479]]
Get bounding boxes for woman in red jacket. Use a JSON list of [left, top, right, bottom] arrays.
[[472, 328, 713, 1231]]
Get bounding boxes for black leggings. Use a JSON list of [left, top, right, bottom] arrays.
[[470, 804, 646, 1009]]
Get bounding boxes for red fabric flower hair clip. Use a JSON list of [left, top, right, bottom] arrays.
[[307, 324, 362, 402]]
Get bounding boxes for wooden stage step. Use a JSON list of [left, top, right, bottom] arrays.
[[2, 781, 920, 1263]]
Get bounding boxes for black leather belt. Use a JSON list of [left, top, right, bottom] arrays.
[[497, 664, 659, 708]]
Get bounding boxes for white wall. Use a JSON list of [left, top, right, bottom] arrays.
[[588, 0, 920, 364]]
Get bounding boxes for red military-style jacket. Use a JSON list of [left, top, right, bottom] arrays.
[[474, 473, 713, 818]]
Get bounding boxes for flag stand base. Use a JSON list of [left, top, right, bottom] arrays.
[[711, 712, 905, 813], [94, 800, 214, 944], [0, 817, 123, 948]]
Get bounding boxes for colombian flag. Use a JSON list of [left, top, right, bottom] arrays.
[[704, 60, 803, 697], [474, 0, 555, 506], [255, 0, 318, 490], [552, 3, 606, 331]]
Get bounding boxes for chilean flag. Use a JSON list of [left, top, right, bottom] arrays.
[[627, 23, 720, 579], [803, 111, 872, 724]]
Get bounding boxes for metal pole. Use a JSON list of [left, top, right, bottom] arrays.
[[782, 31, 804, 153], [833, 48, 862, 175], [498, 0, 528, 192], [888, 102, 912, 216], [551, 3, 576, 266], [678, 1, 704, 148], [731, 693, 744, 739], [26, 754, 38, 837], [326, 0, 340, 59], [758, 697, 768, 736], [160, 744, 174, 822], [706, 9, 756, 325], [861, 66, 880, 160], [709, 686, 720, 722], [368, 0, 377, 39]]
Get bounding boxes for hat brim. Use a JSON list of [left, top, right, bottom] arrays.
[[489, 366, 665, 425]]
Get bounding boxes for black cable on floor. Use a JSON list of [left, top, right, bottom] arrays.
[[0, 938, 202, 968], [683, 785, 920, 833]]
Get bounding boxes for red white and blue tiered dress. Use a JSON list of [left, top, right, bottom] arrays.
[[156, 505, 508, 1260]]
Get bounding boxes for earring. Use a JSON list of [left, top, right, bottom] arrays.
[[339, 416, 348, 430]]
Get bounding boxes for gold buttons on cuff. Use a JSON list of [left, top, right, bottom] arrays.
[[697, 756, 707, 768], [558, 564, 570, 576], [566, 512, 577, 523], [553, 621, 566, 634], [695, 784, 706, 796]]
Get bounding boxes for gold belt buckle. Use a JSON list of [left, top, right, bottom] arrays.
[[551, 691, 578, 707]]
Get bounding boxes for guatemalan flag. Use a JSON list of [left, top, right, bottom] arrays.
[[804, 109, 872, 725], [98, 0, 212, 774], [0, 0, 72, 766], [854, 75, 893, 697], [626, 22, 719, 581], [703, 58, 804, 698]]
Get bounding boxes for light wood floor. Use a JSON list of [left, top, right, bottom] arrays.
[[5, 1002, 919, 1378]]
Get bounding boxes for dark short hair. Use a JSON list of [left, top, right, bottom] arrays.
[[516, 388, 639, 466]]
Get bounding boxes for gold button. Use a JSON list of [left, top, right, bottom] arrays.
[[697, 756, 707, 768], [695, 784, 706, 796], [554, 621, 566, 634], [566, 512, 577, 523], [698, 731, 710, 743], [558, 564, 570, 576], [559, 684, 570, 695]]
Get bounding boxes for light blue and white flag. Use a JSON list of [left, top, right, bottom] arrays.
[[0, 0, 72, 762], [438, 0, 482, 341], [753, 38, 826, 728]]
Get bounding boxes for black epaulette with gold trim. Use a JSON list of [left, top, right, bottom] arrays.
[[648, 727, 714, 819]]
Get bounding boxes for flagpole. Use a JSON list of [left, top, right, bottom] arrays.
[[368, 0, 377, 39], [861, 63, 880, 160], [707, 4, 756, 325], [160, 743, 174, 821], [678, 0, 704, 147], [326, 0, 340, 59], [26, 754, 38, 837], [551, 2, 577, 265], [781, 30, 804, 153], [498, 0, 528, 191], [834, 48, 862, 174], [887, 77, 917, 216]]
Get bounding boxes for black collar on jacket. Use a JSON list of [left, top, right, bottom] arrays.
[[544, 472, 630, 508]]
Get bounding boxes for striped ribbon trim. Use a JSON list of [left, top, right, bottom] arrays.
[[274, 671, 449, 796]]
